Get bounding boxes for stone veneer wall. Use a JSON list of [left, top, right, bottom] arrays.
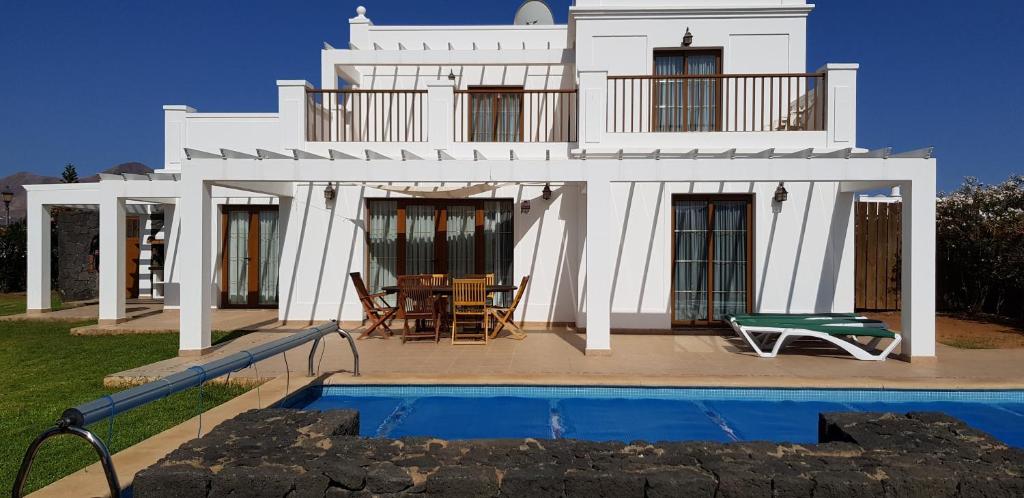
[[55, 208, 99, 301], [133, 409, 1024, 498]]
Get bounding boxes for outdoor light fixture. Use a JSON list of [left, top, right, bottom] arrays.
[[521, 200, 531, 214], [774, 182, 789, 203], [1, 187, 13, 227], [448, 70, 456, 81], [682, 28, 693, 47], [542, 183, 552, 201], [323, 183, 336, 202]]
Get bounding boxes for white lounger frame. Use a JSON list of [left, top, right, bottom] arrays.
[[727, 318, 903, 361]]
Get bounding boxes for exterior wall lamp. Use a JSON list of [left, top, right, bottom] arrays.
[[683, 28, 694, 47], [448, 70, 456, 81], [542, 183, 552, 201], [521, 200, 531, 214], [323, 183, 336, 202], [773, 182, 789, 203], [1, 187, 13, 226]]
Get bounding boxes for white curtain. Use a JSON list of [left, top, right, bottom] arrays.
[[257, 210, 280, 305], [405, 205, 435, 275], [712, 201, 747, 319], [367, 201, 398, 299], [226, 211, 249, 305], [447, 205, 476, 278], [484, 201, 514, 306], [674, 201, 708, 321]]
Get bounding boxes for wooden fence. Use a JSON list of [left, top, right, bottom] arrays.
[[855, 201, 902, 311]]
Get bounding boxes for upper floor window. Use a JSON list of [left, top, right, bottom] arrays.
[[469, 87, 524, 142], [654, 49, 722, 132]]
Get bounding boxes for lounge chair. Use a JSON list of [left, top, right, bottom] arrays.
[[725, 313, 902, 361]]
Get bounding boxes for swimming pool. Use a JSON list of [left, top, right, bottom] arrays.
[[282, 386, 1024, 447]]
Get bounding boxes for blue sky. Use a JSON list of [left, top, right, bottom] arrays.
[[0, 0, 1020, 191]]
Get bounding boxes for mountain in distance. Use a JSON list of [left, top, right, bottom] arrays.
[[0, 162, 154, 221]]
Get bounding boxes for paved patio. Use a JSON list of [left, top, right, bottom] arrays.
[[107, 324, 1024, 389], [1, 300, 294, 335]]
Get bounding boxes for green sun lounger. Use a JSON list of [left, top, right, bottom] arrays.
[[724, 313, 902, 361]]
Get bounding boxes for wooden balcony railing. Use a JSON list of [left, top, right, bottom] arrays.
[[306, 89, 428, 142], [454, 89, 577, 143], [607, 73, 826, 134]]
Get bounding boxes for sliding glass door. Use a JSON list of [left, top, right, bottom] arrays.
[[366, 199, 514, 299], [672, 195, 752, 325], [221, 206, 281, 308]]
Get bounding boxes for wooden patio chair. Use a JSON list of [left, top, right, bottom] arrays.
[[465, 273, 496, 304], [489, 276, 529, 340], [451, 278, 488, 345], [350, 272, 397, 339], [397, 275, 441, 343]]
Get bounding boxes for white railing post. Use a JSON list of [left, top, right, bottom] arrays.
[[578, 70, 608, 146], [278, 80, 312, 150], [427, 79, 455, 152], [821, 63, 858, 149], [162, 105, 194, 171]]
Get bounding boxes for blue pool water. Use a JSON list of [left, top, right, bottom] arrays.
[[281, 386, 1024, 447]]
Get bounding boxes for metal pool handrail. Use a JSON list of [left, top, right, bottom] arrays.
[[12, 321, 360, 498]]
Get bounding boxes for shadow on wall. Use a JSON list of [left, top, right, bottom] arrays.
[[517, 184, 579, 324]]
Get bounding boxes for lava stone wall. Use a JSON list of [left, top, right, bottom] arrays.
[[134, 409, 1024, 498], [55, 208, 99, 301]]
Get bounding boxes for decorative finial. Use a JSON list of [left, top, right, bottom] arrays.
[[356, 6, 367, 16]]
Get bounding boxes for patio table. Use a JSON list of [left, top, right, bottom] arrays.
[[383, 284, 519, 340]]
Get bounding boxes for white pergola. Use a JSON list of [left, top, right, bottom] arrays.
[[26, 149, 936, 359]]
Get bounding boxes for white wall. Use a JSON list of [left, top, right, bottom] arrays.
[[607, 180, 853, 329]]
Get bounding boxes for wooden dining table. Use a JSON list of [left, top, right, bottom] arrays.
[[382, 284, 519, 339], [382, 284, 517, 295]]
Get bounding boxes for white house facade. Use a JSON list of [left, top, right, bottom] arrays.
[[23, 0, 937, 359]]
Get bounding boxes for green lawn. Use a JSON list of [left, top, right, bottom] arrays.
[[0, 293, 63, 316], [0, 320, 252, 494]]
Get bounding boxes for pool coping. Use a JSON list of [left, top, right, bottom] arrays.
[[322, 372, 1024, 391]]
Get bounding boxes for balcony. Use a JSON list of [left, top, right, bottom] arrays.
[[306, 87, 577, 145], [306, 89, 428, 143], [606, 73, 826, 134]]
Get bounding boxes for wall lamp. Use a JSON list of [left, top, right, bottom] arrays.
[[521, 200, 531, 214], [448, 70, 456, 81], [542, 183, 552, 201], [683, 28, 694, 47], [773, 182, 789, 203], [323, 182, 336, 202]]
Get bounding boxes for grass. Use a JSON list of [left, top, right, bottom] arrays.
[[0, 320, 253, 494], [0, 293, 63, 317], [939, 337, 1001, 350]]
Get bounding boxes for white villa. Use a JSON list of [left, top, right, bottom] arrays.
[[23, 0, 936, 359]]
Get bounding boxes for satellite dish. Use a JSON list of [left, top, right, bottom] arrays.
[[514, 0, 554, 25]]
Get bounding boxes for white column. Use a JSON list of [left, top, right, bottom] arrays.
[[584, 177, 612, 354], [900, 171, 937, 358], [99, 195, 126, 323], [179, 177, 212, 354], [26, 194, 51, 313], [277, 80, 312, 150], [163, 105, 195, 171], [426, 79, 455, 151], [577, 71, 608, 146], [821, 63, 858, 149]]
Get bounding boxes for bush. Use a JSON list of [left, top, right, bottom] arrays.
[[0, 220, 27, 292], [936, 175, 1024, 319]]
